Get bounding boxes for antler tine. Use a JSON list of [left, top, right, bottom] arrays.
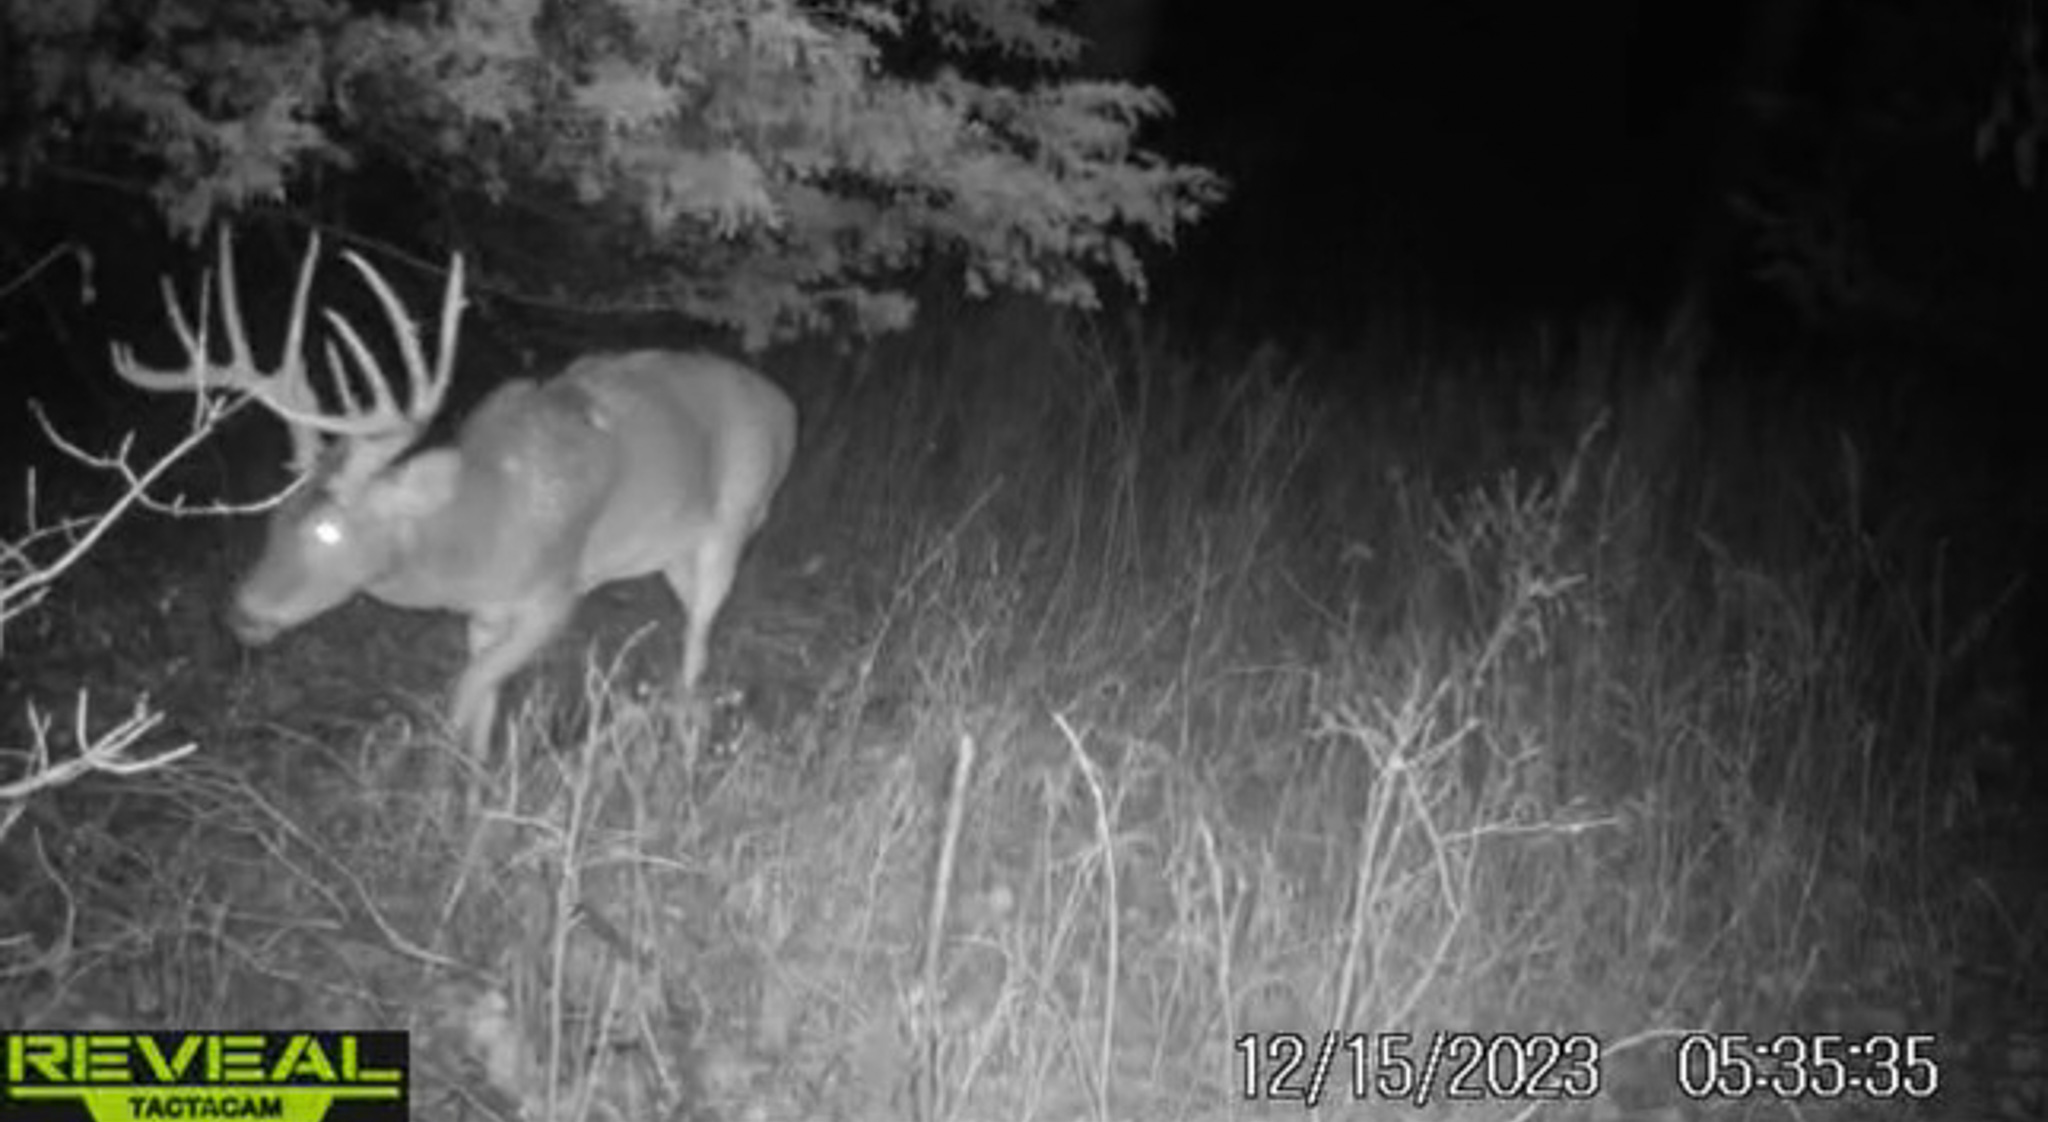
[[250, 236, 331, 472], [436, 252, 468, 420], [297, 246, 468, 495], [107, 259, 213, 393], [257, 246, 467, 442], [221, 229, 326, 420], [213, 228, 257, 387], [319, 309, 407, 433], [329, 247, 466, 435], [108, 230, 341, 473], [107, 231, 471, 484], [109, 230, 327, 413]]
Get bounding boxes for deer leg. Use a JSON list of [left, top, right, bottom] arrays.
[[661, 541, 745, 759], [452, 596, 574, 757], [663, 537, 742, 697]]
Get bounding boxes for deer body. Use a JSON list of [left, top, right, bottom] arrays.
[[116, 235, 797, 755]]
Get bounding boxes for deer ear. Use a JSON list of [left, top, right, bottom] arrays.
[[367, 451, 462, 521]]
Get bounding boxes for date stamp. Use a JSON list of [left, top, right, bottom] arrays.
[[1234, 1031, 1602, 1108]]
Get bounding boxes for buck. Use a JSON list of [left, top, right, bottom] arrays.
[[110, 231, 798, 756]]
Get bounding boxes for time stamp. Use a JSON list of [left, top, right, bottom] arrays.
[[1234, 1030, 1939, 1109]]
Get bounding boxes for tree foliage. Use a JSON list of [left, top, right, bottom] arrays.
[[2, 0, 1222, 345]]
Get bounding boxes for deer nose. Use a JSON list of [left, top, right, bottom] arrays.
[[225, 602, 281, 646]]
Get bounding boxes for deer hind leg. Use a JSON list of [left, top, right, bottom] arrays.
[[452, 596, 574, 758], [661, 539, 742, 762], [663, 535, 743, 698]]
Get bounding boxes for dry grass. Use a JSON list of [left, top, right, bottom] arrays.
[[2, 301, 2030, 1121]]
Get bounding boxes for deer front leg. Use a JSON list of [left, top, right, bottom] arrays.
[[452, 596, 574, 758]]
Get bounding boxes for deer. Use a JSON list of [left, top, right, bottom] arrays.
[[109, 231, 798, 758]]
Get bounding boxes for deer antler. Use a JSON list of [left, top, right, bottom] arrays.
[[109, 230, 469, 494], [315, 246, 467, 493], [110, 230, 328, 470]]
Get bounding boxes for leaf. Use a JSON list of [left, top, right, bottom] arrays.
[[1, 0, 1223, 339], [574, 58, 676, 131]]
